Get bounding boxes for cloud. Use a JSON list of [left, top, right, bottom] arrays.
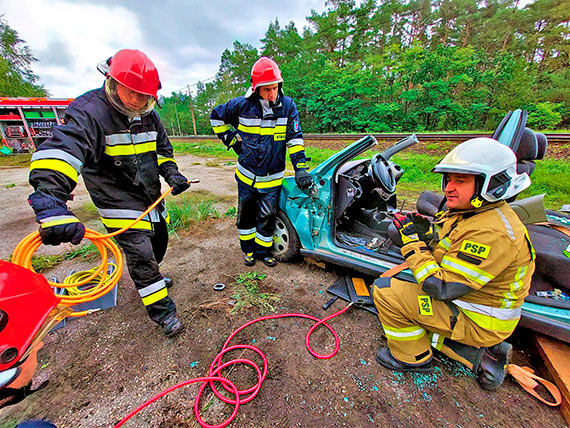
[[0, 0, 326, 97]]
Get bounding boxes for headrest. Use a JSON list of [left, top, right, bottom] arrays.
[[516, 128, 538, 161], [535, 132, 548, 160]]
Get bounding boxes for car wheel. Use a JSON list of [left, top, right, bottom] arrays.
[[273, 210, 300, 261]]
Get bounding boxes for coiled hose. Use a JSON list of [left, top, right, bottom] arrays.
[[12, 187, 174, 317]]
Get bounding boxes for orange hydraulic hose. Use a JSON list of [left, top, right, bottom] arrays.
[[12, 187, 174, 317]]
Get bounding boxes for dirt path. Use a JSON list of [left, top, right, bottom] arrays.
[[0, 156, 566, 428]]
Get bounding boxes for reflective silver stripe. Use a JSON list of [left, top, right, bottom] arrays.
[[438, 237, 452, 250], [105, 133, 132, 145], [210, 119, 226, 127], [255, 232, 273, 243], [431, 332, 440, 348], [237, 162, 284, 182], [286, 138, 304, 147], [413, 261, 440, 283], [441, 256, 493, 285], [383, 326, 426, 338], [138, 279, 166, 298], [239, 117, 262, 126], [39, 215, 77, 224], [276, 117, 288, 125], [452, 299, 521, 320], [256, 170, 284, 182], [97, 208, 160, 222], [132, 131, 158, 143], [31, 149, 83, 172], [237, 163, 256, 179], [497, 207, 515, 240], [238, 227, 256, 235], [260, 119, 278, 128]]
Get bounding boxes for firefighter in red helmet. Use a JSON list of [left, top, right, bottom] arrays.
[[0, 261, 70, 410], [28, 49, 189, 338], [210, 57, 313, 267]]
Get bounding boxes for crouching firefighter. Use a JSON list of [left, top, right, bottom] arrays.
[[209, 57, 313, 267], [373, 138, 535, 390], [28, 49, 190, 337]]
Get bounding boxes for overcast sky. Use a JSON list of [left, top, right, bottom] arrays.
[[1, 0, 326, 98]]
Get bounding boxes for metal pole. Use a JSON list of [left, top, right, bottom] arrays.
[[174, 104, 182, 136], [187, 85, 197, 136]]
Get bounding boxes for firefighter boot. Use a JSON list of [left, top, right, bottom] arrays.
[[375, 347, 433, 373], [244, 253, 255, 266], [262, 256, 277, 267], [162, 314, 184, 338], [475, 342, 513, 391]]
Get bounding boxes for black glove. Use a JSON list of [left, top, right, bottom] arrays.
[[223, 131, 242, 155], [166, 172, 190, 195], [295, 169, 313, 190], [28, 191, 85, 246], [393, 213, 420, 245]]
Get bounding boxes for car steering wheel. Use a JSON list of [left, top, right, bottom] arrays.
[[368, 154, 396, 195]]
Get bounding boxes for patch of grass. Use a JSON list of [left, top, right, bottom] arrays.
[[224, 206, 237, 217], [171, 139, 235, 160], [518, 158, 570, 210], [231, 271, 280, 314], [30, 243, 99, 272], [205, 160, 221, 167], [5, 183, 15, 188], [0, 152, 32, 167], [166, 195, 220, 234]]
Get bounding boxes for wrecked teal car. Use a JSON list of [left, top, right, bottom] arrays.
[[273, 110, 570, 344]]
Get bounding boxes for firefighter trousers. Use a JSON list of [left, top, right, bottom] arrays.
[[372, 277, 506, 367], [111, 217, 176, 325], [236, 181, 280, 258]]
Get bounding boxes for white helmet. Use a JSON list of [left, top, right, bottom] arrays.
[[432, 137, 531, 204]]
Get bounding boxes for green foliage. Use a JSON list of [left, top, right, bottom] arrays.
[[0, 15, 46, 96], [30, 243, 98, 272], [231, 271, 280, 315], [224, 206, 237, 217], [166, 195, 220, 234], [157, 0, 570, 135]]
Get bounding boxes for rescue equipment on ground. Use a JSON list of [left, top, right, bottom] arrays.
[[12, 186, 176, 317]]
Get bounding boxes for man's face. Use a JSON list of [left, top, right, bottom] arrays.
[[116, 83, 151, 111], [444, 173, 476, 210], [258, 84, 279, 102]]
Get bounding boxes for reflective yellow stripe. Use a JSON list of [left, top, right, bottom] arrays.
[[255, 236, 273, 247], [41, 218, 80, 228], [141, 287, 168, 306], [289, 145, 304, 154], [237, 124, 286, 136], [413, 261, 440, 283], [158, 157, 176, 166], [255, 178, 283, 189], [213, 124, 230, 133], [459, 308, 519, 332], [30, 159, 79, 182], [438, 237, 451, 250], [101, 218, 152, 230], [104, 141, 157, 156], [239, 232, 256, 241], [441, 255, 494, 286], [501, 266, 527, 308], [383, 324, 426, 341], [235, 169, 253, 186], [428, 332, 445, 350]]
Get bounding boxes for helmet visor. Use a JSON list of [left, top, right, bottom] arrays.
[[18, 304, 71, 364], [105, 78, 156, 117]]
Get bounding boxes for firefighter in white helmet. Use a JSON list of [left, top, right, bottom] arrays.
[[373, 137, 535, 390]]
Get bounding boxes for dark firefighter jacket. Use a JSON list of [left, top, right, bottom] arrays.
[[29, 87, 181, 231], [210, 93, 307, 189]]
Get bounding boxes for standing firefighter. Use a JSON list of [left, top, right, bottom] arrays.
[[210, 57, 313, 267], [373, 138, 535, 390], [28, 49, 190, 337]]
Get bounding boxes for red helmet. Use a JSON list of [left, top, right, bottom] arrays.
[[108, 49, 161, 98], [0, 262, 62, 372], [251, 57, 283, 92]]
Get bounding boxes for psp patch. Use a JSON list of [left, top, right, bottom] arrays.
[[418, 295, 433, 316], [459, 240, 491, 259], [293, 120, 300, 132]]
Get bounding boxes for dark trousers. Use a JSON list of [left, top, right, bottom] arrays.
[[236, 181, 281, 258], [111, 217, 176, 324]]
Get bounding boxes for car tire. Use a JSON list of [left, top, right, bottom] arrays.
[[273, 210, 300, 261]]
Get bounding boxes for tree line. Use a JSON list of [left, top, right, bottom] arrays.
[[159, 0, 569, 134]]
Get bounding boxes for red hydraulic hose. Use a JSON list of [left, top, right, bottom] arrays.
[[114, 303, 353, 427]]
